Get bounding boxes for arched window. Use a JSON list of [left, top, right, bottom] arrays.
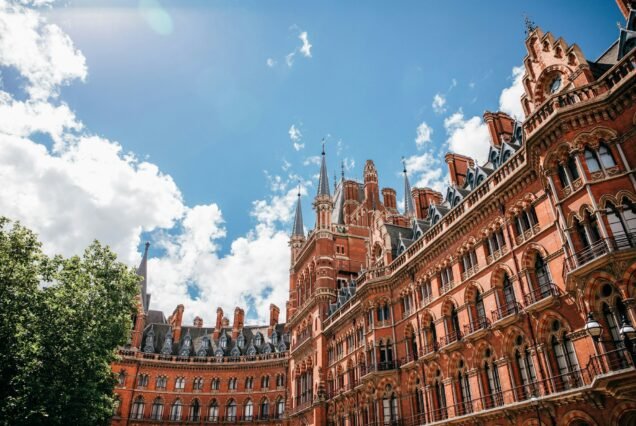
[[226, 400, 237, 422], [131, 396, 145, 420], [482, 349, 503, 408], [606, 198, 636, 246], [549, 321, 579, 390], [513, 336, 537, 400], [276, 397, 285, 419], [117, 371, 126, 387], [190, 399, 201, 421], [502, 274, 517, 310], [175, 376, 185, 390], [457, 366, 472, 415], [533, 255, 552, 297], [584, 148, 601, 173], [598, 142, 616, 169], [170, 399, 183, 421], [433, 372, 447, 421], [260, 398, 270, 419], [208, 400, 219, 421], [382, 386, 399, 424], [156, 375, 167, 389], [414, 379, 424, 415], [244, 399, 254, 421], [475, 290, 486, 323], [557, 156, 580, 188], [150, 398, 163, 420]]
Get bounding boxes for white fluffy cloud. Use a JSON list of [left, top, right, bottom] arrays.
[[266, 57, 276, 67], [432, 93, 446, 114], [415, 121, 432, 148], [0, 0, 86, 100], [0, 0, 296, 325], [499, 65, 525, 120], [288, 123, 304, 151], [403, 151, 446, 192], [284, 27, 312, 68], [299, 31, 312, 57], [444, 110, 491, 164]]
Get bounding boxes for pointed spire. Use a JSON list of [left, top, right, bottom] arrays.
[[317, 139, 330, 197], [137, 242, 150, 312], [402, 158, 415, 217], [291, 185, 304, 238], [341, 160, 345, 181]]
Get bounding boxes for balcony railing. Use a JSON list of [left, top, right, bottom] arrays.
[[491, 302, 521, 323], [460, 265, 479, 282], [126, 414, 283, 423], [419, 342, 439, 357], [360, 361, 399, 377], [514, 224, 540, 245], [524, 282, 559, 307], [439, 330, 462, 347], [486, 246, 509, 264], [464, 317, 490, 335], [440, 281, 454, 295], [565, 232, 636, 274], [409, 349, 634, 425]]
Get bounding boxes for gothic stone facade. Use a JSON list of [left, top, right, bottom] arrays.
[[113, 2, 636, 425]]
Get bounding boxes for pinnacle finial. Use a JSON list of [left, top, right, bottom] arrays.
[[402, 156, 407, 174], [524, 14, 537, 36], [341, 161, 345, 180], [321, 138, 325, 155]]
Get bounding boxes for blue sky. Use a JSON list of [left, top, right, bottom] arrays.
[[47, 0, 621, 250], [0, 0, 623, 323]]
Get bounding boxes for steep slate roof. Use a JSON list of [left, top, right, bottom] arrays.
[[141, 322, 288, 358], [317, 144, 330, 197], [292, 192, 305, 237]]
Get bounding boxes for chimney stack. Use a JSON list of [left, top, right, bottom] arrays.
[[170, 304, 185, 342], [412, 188, 443, 219], [213, 307, 223, 339], [382, 188, 397, 211], [232, 307, 245, 339], [483, 111, 514, 147], [269, 304, 280, 337], [445, 153, 475, 187]]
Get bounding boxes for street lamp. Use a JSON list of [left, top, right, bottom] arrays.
[[584, 312, 603, 341]]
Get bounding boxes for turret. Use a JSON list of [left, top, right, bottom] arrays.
[[363, 160, 380, 210], [445, 153, 474, 187]]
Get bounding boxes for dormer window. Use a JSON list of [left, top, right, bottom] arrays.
[[220, 335, 227, 349], [476, 175, 485, 186], [271, 331, 278, 346], [254, 333, 263, 347], [237, 334, 245, 349]]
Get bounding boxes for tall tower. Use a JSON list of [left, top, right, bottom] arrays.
[[363, 159, 380, 210], [314, 142, 333, 230]]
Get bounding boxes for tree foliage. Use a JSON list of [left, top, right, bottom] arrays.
[[0, 217, 139, 425]]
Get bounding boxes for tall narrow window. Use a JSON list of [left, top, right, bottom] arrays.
[[534, 256, 551, 296], [131, 397, 145, 420], [189, 400, 200, 421], [244, 400, 253, 421], [503, 274, 516, 310], [226, 400, 237, 421], [475, 290, 486, 323], [170, 399, 183, 421], [209, 401, 219, 421], [585, 148, 601, 173], [150, 398, 163, 420], [599, 142, 616, 169]]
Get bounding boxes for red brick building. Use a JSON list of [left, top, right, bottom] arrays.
[[113, 2, 636, 425]]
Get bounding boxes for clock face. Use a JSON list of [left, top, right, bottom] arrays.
[[549, 75, 562, 94]]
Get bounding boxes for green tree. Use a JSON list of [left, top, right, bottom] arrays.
[[0, 217, 139, 425]]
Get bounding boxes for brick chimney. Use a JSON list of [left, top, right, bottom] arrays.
[[170, 304, 184, 341], [381, 188, 397, 211], [412, 188, 443, 220], [232, 307, 245, 339], [193, 316, 203, 328], [269, 304, 280, 337], [213, 307, 223, 339], [445, 153, 475, 187], [483, 111, 514, 147]]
